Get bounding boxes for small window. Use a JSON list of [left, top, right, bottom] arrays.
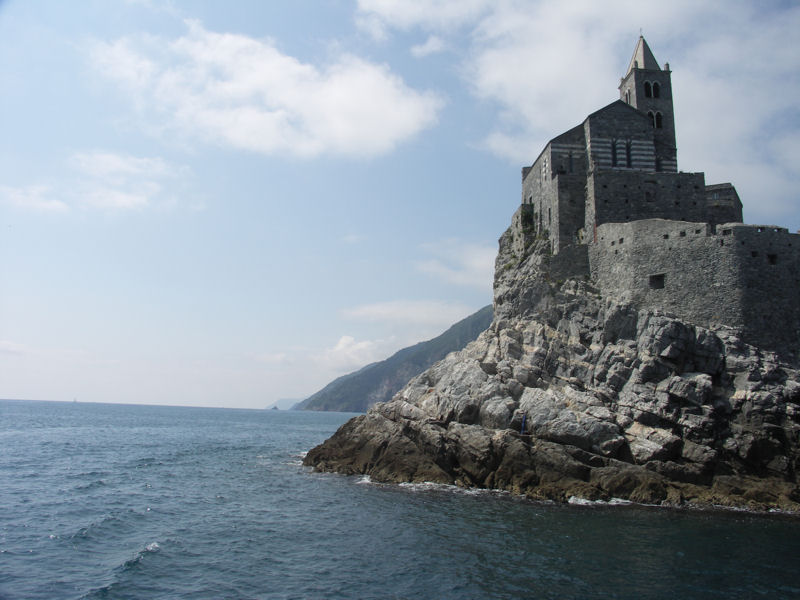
[[619, 238, 624, 244], [648, 111, 655, 128], [653, 82, 661, 98], [655, 112, 663, 128], [768, 254, 778, 265], [611, 139, 618, 167], [649, 274, 665, 289], [663, 234, 669, 239], [644, 81, 652, 98], [625, 140, 632, 168], [751, 251, 759, 258], [722, 229, 732, 236], [680, 231, 686, 237]]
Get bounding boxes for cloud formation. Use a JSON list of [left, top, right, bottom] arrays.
[[91, 20, 443, 158], [416, 239, 495, 290], [70, 151, 177, 209], [411, 35, 445, 58], [2, 151, 181, 212], [2, 151, 182, 212], [357, 0, 491, 38], [0, 185, 67, 213], [342, 299, 474, 327]]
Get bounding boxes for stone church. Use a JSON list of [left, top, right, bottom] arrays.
[[512, 37, 799, 358]]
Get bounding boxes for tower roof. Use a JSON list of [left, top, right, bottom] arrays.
[[626, 35, 660, 74]]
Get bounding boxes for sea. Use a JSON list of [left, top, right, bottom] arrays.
[[2, 400, 799, 600]]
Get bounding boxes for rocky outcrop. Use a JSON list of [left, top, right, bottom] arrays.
[[304, 227, 800, 511]]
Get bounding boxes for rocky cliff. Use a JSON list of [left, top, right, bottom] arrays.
[[304, 224, 800, 511]]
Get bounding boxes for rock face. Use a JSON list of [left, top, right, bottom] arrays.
[[304, 227, 800, 511]]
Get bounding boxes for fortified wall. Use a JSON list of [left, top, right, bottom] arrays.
[[513, 36, 800, 359], [589, 221, 800, 354]]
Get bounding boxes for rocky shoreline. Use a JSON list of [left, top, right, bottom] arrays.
[[304, 228, 800, 512]]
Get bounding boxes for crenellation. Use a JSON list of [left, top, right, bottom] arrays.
[[514, 36, 799, 358]]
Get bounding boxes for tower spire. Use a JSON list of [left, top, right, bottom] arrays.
[[626, 35, 660, 74]]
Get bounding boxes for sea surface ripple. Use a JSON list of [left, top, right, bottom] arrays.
[[1, 399, 799, 599]]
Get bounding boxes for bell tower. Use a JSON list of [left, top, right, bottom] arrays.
[[619, 36, 677, 172]]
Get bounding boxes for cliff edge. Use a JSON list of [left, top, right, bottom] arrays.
[[304, 224, 800, 511]]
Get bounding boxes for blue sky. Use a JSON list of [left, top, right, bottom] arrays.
[[2, 0, 799, 409]]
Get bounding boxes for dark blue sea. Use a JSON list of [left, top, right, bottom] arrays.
[[2, 400, 799, 600]]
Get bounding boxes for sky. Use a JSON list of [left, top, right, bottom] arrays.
[[1, 0, 799, 409]]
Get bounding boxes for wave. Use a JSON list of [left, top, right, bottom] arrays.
[[67, 508, 149, 544], [75, 479, 108, 492], [568, 496, 633, 506], [80, 540, 164, 599]]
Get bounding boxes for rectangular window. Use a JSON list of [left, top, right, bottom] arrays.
[[649, 274, 665, 289], [768, 254, 778, 265]]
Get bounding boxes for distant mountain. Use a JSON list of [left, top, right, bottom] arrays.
[[265, 398, 302, 410], [294, 305, 493, 413]]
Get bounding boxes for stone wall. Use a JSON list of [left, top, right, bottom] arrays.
[[586, 171, 705, 233], [589, 220, 800, 357], [726, 224, 800, 356]]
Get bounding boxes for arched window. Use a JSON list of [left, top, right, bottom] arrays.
[[648, 111, 655, 128], [625, 90, 630, 104], [652, 82, 660, 98], [655, 112, 663, 128], [625, 140, 632, 168], [644, 81, 652, 98], [611, 139, 618, 167]]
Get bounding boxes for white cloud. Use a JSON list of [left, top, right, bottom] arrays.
[[416, 239, 495, 290], [71, 152, 172, 181], [3, 152, 183, 212], [0, 185, 68, 213], [357, 0, 492, 32], [342, 299, 474, 327], [411, 35, 445, 58], [317, 335, 385, 373], [90, 20, 444, 158], [69, 151, 178, 209]]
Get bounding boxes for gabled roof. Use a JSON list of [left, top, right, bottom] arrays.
[[626, 36, 660, 74], [585, 99, 650, 124]]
